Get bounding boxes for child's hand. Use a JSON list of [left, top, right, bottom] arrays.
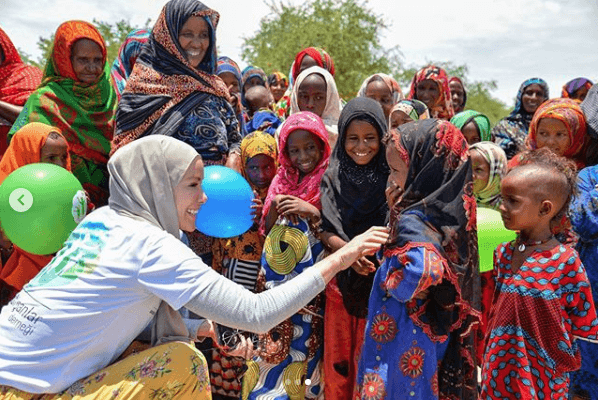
[[229, 92, 242, 115], [250, 196, 263, 223], [385, 183, 403, 208], [276, 195, 318, 224], [351, 256, 376, 275], [336, 227, 389, 271]]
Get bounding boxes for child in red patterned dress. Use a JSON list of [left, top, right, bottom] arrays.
[[480, 149, 598, 399]]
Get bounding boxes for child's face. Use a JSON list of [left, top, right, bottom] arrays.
[[470, 149, 490, 194], [270, 79, 286, 103], [536, 118, 570, 157], [449, 81, 465, 112], [390, 110, 414, 130], [245, 154, 276, 189], [298, 55, 318, 75], [344, 119, 380, 166], [40, 135, 69, 169], [461, 121, 480, 145], [286, 129, 323, 177], [499, 172, 541, 231], [415, 79, 440, 110], [174, 156, 208, 232], [218, 72, 240, 95], [386, 145, 409, 193], [365, 80, 393, 119], [297, 74, 327, 117]]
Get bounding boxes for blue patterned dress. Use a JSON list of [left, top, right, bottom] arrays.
[[569, 166, 598, 399], [355, 244, 450, 399], [244, 218, 325, 400]]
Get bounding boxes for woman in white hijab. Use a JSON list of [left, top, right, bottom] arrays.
[[289, 65, 342, 149], [0, 136, 388, 398]]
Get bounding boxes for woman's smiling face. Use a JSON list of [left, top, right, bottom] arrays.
[[178, 16, 210, 68]]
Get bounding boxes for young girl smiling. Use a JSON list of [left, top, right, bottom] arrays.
[[249, 111, 332, 399], [320, 97, 390, 399]]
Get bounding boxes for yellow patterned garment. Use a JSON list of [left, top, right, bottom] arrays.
[[0, 342, 210, 400]]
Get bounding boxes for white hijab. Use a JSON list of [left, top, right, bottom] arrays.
[[108, 136, 199, 238], [290, 66, 342, 148]]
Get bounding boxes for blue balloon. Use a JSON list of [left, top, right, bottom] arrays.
[[195, 166, 255, 238]]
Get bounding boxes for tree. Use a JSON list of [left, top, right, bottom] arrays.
[[243, 1, 509, 125], [241, 0, 401, 99], [18, 19, 151, 71]]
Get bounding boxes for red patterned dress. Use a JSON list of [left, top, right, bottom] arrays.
[[481, 242, 598, 399]]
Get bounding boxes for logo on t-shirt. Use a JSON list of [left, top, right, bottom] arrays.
[[72, 190, 87, 224], [27, 221, 107, 288]]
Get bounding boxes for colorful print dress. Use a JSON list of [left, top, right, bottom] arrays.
[[480, 242, 598, 399], [567, 165, 598, 400], [244, 218, 325, 400], [355, 244, 450, 400]]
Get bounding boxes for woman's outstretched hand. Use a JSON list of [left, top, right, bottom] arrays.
[[336, 226, 389, 271]]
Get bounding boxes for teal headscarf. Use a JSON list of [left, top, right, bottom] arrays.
[[451, 110, 491, 142]]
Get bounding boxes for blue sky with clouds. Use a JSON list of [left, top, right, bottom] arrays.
[[2, 0, 596, 106]]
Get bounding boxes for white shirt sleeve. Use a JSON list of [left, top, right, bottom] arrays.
[[136, 233, 326, 333]]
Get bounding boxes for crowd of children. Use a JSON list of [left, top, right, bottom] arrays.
[[1, 0, 598, 398]]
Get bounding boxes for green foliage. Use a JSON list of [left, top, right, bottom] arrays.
[[17, 19, 151, 72], [241, 0, 401, 99], [241, 0, 508, 125]]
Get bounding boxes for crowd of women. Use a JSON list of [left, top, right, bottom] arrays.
[[1, 0, 598, 399]]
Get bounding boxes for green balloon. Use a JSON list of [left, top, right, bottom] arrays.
[[477, 207, 516, 273], [0, 163, 87, 255]]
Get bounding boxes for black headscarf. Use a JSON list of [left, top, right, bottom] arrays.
[[386, 118, 480, 399], [321, 97, 389, 317]]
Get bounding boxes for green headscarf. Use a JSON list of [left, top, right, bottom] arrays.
[[451, 110, 491, 142]]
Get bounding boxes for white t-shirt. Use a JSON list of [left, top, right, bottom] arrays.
[[0, 207, 217, 393]]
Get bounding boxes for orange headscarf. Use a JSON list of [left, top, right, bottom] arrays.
[[0, 122, 70, 294], [0, 122, 71, 183], [526, 98, 587, 168]]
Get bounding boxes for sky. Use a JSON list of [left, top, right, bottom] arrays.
[[1, 0, 597, 106]]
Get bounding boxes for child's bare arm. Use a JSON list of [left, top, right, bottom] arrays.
[[276, 195, 320, 223], [320, 231, 346, 253], [263, 195, 283, 235]]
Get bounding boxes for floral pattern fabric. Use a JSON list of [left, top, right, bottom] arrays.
[[355, 244, 450, 399], [0, 342, 210, 400]]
